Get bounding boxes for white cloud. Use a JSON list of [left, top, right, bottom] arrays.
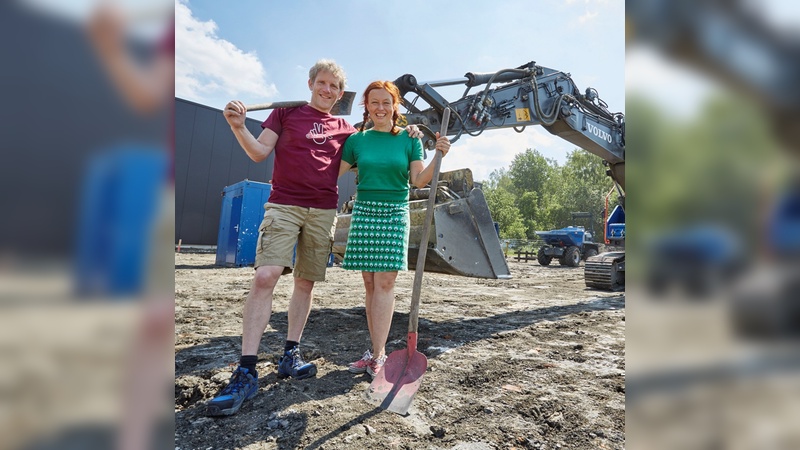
[[585, 0, 617, 6], [432, 128, 573, 182], [565, 0, 615, 9], [578, 10, 599, 24], [175, 0, 277, 103]]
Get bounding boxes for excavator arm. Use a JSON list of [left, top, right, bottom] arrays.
[[393, 61, 625, 192]]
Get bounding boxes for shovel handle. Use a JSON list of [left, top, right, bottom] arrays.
[[408, 107, 450, 335], [245, 100, 308, 111], [245, 91, 356, 115]]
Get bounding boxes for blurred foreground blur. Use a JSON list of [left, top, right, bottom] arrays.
[[626, 0, 800, 448], [0, 0, 173, 449]]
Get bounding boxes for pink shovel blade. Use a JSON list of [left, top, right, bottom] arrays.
[[365, 334, 427, 415]]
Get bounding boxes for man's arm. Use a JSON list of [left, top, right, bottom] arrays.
[[86, 3, 173, 115], [405, 124, 423, 139], [224, 100, 278, 162], [232, 126, 278, 163]]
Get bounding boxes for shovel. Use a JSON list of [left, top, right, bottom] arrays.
[[245, 91, 356, 116], [366, 107, 451, 415]]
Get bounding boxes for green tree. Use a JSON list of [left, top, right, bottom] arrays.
[[508, 149, 554, 197], [551, 150, 614, 236], [482, 145, 620, 242], [485, 188, 527, 239], [507, 149, 556, 237], [484, 167, 513, 191], [483, 170, 527, 239], [517, 191, 545, 238]]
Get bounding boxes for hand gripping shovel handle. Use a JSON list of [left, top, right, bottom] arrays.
[[407, 107, 450, 341]]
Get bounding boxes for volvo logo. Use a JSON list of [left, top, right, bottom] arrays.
[[587, 123, 613, 143]]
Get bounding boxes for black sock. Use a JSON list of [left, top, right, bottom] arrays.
[[284, 341, 299, 353], [239, 355, 258, 375]]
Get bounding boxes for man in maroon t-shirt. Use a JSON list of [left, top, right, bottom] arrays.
[[206, 59, 355, 416]]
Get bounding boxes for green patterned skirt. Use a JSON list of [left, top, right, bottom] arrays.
[[342, 199, 409, 272]]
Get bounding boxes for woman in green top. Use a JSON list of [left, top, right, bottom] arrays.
[[338, 80, 450, 379]]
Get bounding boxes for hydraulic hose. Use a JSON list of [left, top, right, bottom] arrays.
[[465, 68, 531, 88], [529, 72, 565, 126]]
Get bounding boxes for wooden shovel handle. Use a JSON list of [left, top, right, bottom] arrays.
[[245, 101, 308, 111], [245, 91, 356, 115], [408, 107, 450, 334]]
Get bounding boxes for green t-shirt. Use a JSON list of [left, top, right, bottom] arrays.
[[342, 129, 424, 202]]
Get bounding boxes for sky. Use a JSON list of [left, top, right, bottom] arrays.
[[174, 0, 625, 182]]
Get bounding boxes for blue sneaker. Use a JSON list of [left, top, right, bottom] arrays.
[[277, 347, 317, 380], [205, 367, 258, 416]]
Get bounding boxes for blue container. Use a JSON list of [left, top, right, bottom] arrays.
[[606, 205, 626, 244], [215, 180, 272, 267], [74, 146, 168, 297]]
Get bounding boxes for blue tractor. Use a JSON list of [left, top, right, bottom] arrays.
[[644, 224, 744, 297], [535, 212, 600, 267]]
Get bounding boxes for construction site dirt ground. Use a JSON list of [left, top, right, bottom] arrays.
[[175, 251, 625, 450]]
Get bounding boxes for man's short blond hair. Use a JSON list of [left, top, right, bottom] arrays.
[[309, 59, 347, 91]]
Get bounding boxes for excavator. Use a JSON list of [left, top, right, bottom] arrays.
[[332, 61, 626, 289]]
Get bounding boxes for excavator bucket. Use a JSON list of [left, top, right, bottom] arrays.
[[333, 169, 512, 279]]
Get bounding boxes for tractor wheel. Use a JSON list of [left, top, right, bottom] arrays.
[[564, 246, 581, 267], [537, 247, 552, 266], [583, 247, 599, 260]]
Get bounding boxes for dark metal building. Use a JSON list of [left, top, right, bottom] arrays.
[[175, 98, 356, 245], [0, 3, 168, 256]]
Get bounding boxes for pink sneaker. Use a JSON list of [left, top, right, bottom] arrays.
[[348, 350, 373, 374], [367, 354, 387, 379]]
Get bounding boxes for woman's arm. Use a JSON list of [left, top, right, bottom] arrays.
[[409, 133, 450, 188], [338, 160, 353, 178]]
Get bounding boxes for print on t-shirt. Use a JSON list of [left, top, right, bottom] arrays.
[[306, 122, 331, 145]]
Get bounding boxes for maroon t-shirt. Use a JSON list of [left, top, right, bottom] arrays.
[[262, 105, 356, 209]]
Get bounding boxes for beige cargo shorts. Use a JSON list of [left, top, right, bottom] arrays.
[[254, 202, 337, 282]]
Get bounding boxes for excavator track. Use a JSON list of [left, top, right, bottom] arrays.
[[585, 251, 625, 291]]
